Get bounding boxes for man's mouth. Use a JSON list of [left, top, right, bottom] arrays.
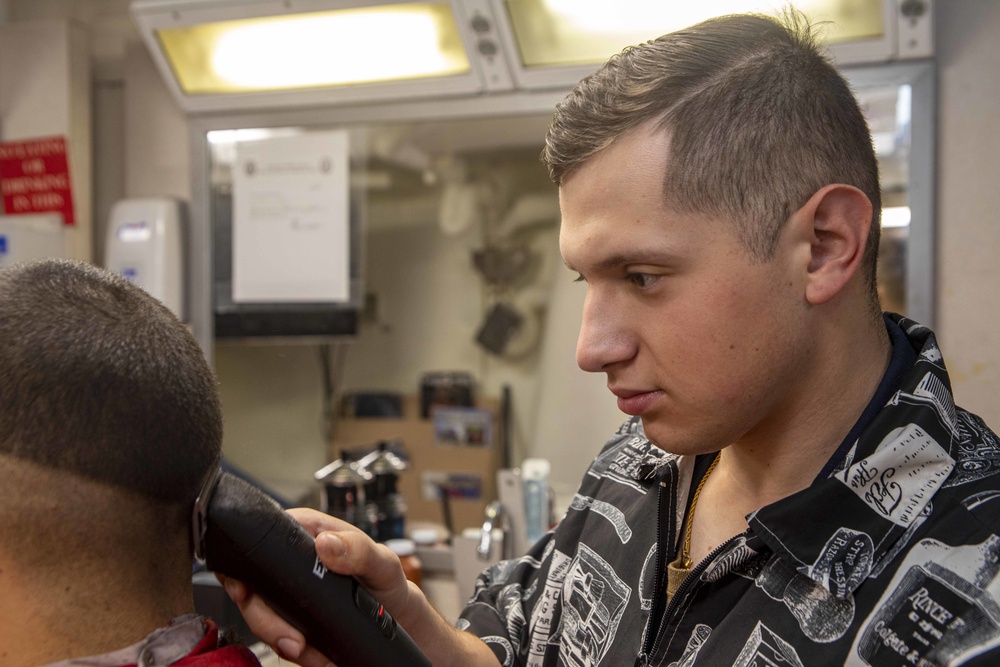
[[610, 387, 664, 416]]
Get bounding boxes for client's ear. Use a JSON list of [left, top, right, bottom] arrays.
[[793, 184, 873, 306]]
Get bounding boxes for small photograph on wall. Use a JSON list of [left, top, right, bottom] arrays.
[[421, 471, 483, 501], [433, 407, 493, 448]]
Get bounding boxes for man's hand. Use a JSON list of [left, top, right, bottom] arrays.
[[219, 508, 500, 667], [218, 509, 409, 666]]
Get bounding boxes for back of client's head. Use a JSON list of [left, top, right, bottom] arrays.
[[0, 258, 222, 620]]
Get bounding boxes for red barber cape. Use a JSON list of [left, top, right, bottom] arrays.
[[119, 620, 261, 667]]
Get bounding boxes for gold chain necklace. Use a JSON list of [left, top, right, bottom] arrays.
[[666, 454, 720, 601]]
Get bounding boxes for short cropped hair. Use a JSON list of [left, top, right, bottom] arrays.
[[0, 258, 222, 505], [544, 13, 882, 306]]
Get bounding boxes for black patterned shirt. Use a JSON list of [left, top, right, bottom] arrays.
[[457, 315, 1000, 666]]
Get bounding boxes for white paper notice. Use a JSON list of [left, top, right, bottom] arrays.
[[232, 130, 350, 303]]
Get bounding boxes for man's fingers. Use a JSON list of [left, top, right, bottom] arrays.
[[227, 583, 310, 662], [216, 574, 247, 603], [287, 507, 359, 537], [315, 530, 397, 578], [314, 531, 410, 610], [219, 576, 338, 667], [287, 646, 337, 667], [216, 508, 404, 666], [286, 511, 404, 596], [235, 591, 305, 647], [284, 511, 403, 597]]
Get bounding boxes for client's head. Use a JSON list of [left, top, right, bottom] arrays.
[[0, 258, 223, 658]]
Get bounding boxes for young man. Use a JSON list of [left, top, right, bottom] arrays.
[[230, 13, 1000, 667], [0, 259, 260, 667]]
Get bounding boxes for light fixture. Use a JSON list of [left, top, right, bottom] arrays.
[[131, 0, 514, 112], [156, 4, 470, 94], [493, 0, 932, 89], [132, 0, 933, 114], [520, 0, 881, 68]]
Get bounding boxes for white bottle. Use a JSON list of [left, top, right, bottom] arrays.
[[522, 458, 551, 544]]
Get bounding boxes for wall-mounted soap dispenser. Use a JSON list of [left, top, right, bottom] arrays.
[[105, 197, 184, 319]]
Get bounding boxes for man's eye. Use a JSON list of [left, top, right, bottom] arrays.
[[626, 273, 657, 288], [572, 273, 586, 283]]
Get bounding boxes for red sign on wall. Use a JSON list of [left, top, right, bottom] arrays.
[[0, 136, 76, 224]]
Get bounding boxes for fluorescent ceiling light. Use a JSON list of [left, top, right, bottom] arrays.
[[131, 0, 930, 112], [156, 3, 470, 94], [504, 0, 885, 67]]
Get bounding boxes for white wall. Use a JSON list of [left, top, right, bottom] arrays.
[[936, 2, 1000, 423], [5, 0, 134, 260], [122, 40, 190, 201], [213, 344, 329, 501], [92, 80, 123, 265], [0, 19, 91, 260]]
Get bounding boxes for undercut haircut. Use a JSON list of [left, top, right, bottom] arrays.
[[0, 258, 222, 505], [543, 12, 882, 310]]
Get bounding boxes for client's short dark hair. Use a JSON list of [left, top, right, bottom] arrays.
[[0, 258, 222, 504]]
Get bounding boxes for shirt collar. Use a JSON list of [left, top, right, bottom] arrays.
[[814, 314, 918, 480], [748, 315, 957, 599]]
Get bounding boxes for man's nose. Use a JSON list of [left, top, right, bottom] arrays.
[[576, 289, 635, 373]]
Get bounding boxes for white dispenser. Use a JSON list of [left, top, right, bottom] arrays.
[[0, 214, 65, 266], [105, 198, 184, 319]]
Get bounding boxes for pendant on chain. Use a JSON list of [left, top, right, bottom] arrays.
[[665, 554, 692, 601]]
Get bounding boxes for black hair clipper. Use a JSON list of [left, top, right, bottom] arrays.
[[193, 469, 431, 667]]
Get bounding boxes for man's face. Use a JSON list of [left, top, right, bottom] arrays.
[[558, 124, 814, 455]]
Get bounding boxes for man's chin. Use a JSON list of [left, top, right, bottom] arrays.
[[640, 419, 722, 457]]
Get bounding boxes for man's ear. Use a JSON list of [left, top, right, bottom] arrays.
[[793, 183, 873, 306]]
